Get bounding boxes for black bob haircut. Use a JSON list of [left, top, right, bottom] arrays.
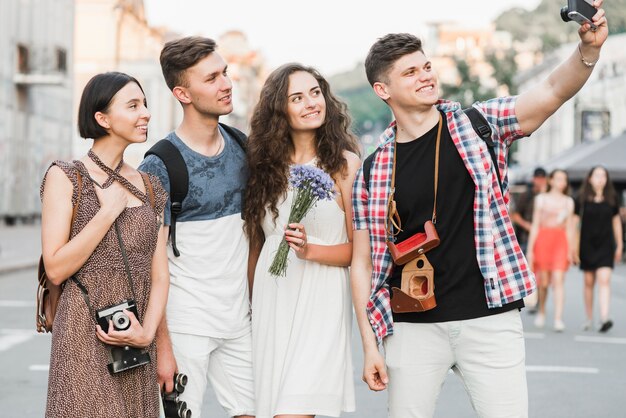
[[78, 72, 145, 139]]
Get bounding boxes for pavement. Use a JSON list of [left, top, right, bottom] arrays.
[[2, 224, 626, 417], [0, 224, 41, 274]]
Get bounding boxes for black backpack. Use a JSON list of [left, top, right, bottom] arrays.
[[144, 123, 247, 257], [363, 107, 504, 192]]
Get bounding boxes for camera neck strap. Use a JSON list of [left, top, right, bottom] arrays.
[[386, 112, 443, 239], [88, 149, 150, 204], [71, 220, 138, 316]]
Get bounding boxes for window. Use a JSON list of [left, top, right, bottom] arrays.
[[17, 44, 29, 73], [56, 48, 67, 73]]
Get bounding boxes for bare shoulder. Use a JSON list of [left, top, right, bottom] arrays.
[[41, 164, 74, 206], [44, 165, 73, 189]]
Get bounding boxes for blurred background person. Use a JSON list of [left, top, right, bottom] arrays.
[[511, 167, 548, 313], [527, 169, 576, 332], [512, 167, 548, 253], [575, 166, 623, 332]]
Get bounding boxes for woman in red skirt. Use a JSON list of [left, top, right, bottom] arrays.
[[527, 169, 576, 332]]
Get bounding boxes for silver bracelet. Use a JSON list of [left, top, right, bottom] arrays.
[[578, 43, 598, 68]]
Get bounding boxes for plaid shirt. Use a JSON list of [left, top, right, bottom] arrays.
[[352, 98, 536, 344]]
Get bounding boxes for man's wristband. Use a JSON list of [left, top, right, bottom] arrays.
[[578, 43, 599, 68]]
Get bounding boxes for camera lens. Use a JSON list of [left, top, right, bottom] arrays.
[[111, 311, 130, 331], [174, 373, 188, 393], [177, 400, 192, 418], [560, 6, 572, 22]]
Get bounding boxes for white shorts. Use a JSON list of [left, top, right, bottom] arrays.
[[171, 329, 255, 417], [384, 309, 528, 418]]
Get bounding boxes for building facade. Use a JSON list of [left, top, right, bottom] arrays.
[[0, 0, 74, 222], [515, 34, 626, 169], [73, 0, 179, 166]]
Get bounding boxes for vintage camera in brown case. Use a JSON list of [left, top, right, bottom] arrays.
[[387, 220, 440, 265], [391, 254, 437, 313]]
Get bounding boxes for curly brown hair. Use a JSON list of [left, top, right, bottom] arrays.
[[243, 63, 360, 248]]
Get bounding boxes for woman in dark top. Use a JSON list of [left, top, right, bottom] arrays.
[[575, 166, 623, 333]]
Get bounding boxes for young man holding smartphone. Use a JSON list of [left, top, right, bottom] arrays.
[[351, 2, 607, 417]]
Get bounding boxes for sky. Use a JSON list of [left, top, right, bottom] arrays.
[[144, 0, 542, 76]]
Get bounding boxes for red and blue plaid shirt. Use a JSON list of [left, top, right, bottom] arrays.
[[352, 98, 536, 344]]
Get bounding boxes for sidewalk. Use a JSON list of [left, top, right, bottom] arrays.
[[0, 224, 41, 274]]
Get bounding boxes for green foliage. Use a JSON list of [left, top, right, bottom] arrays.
[[329, 63, 391, 136], [487, 50, 518, 95], [336, 85, 391, 136], [441, 59, 496, 107]]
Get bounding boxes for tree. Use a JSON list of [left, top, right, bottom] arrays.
[[495, 0, 626, 52], [440, 59, 496, 107]]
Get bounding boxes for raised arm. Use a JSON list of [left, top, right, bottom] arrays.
[[516, 0, 608, 135]]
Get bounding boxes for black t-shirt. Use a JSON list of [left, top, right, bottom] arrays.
[[389, 113, 523, 323], [575, 198, 619, 269]]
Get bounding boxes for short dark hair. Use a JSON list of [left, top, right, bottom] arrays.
[[365, 33, 424, 86], [533, 167, 547, 177], [160, 36, 217, 91], [78, 72, 144, 139]]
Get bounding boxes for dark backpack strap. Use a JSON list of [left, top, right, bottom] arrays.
[[363, 149, 379, 193], [219, 123, 247, 220], [144, 140, 188, 257], [463, 107, 503, 192], [219, 123, 247, 152]]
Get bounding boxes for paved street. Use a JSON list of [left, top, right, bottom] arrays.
[[1, 225, 625, 417]]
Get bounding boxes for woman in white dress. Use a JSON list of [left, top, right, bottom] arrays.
[[243, 63, 361, 418]]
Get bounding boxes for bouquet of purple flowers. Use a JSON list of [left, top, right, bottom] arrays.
[[268, 164, 336, 277]]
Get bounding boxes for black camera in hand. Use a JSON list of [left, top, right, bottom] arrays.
[[561, 0, 597, 29], [95, 299, 151, 374], [162, 373, 192, 418]]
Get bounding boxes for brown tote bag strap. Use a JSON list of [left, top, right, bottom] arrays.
[[140, 172, 155, 209], [71, 163, 83, 226]]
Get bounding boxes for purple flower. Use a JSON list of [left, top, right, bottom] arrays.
[[268, 164, 336, 277]]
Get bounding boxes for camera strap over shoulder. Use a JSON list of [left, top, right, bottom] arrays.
[[385, 112, 443, 239], [386, 114, 443, 314], [71, 153, 145, 319], [71, 220, 137, 319]]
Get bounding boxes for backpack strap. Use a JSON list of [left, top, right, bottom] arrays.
[[363, 149, 379, 193], [463, 107, 503, 192], [144, 140, 188, 257], [219, 123, 247, 152], [71, 164, 83, 226]]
